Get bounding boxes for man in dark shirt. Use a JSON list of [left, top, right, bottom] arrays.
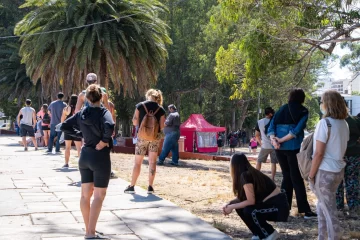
[[158, 104, 181, 166]]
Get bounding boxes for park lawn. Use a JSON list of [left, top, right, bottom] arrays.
[[72, 149, 360, 239]]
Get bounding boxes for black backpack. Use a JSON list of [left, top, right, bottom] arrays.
[[43, 113, 51, 124]]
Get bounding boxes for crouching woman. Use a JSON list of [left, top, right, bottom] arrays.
[[223, 153, 289, 240]]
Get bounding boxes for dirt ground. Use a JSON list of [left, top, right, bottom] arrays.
[[73, 146, 360, 239]]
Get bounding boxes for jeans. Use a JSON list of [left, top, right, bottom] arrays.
[[48, 124, 62, 152], [233, 192, 289, 239], [159, 131, 180, 164], [275, 149, 311, 213]]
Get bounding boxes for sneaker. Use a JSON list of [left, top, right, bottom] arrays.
[[45, 150, 52, 154], [24, 147, 28, 151], [84, 234, 110, 239], [110, 172, 117, 179], [170, 162, 179, 166], [157, 161, 164, 166], [124, 185, 135, 194], [304, 211, 317, 219], [264, 230, 279, 240], [62, 164, 69, 168], [251, 236, 260, 240], [35, 147, 38, 151], [147, 185, 154, 194], [55, 151, 62, 154]]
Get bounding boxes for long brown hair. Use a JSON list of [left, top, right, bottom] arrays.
[[230, 153, 269, 201], [42, 104, 48, 113]]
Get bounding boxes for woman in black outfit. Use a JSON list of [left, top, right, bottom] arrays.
[[61, 94, 82, 168], [223, 153, 289, 240], [267, 88, 316, 219], [61, 84, 114, 240]]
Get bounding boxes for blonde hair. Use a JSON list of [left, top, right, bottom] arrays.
[[145, 89, 163, 105], [322, 90, 348, 120]]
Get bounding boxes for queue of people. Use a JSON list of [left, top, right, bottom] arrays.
[[16, 82, 359, 240]]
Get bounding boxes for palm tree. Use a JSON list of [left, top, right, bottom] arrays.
[[15, 0, 172, 98], [0, 42, 42, 106]]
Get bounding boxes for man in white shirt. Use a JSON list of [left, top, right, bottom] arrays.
[[255, 107, 277, 181], [17, 99, 37, 151]]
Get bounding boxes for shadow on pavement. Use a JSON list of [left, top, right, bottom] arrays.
[[68, 181, 81, 187], [53, 168, 78, 172], [130, 194, 162, 203]]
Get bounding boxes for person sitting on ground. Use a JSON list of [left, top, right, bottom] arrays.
[[61, 84, 114, 240], [124, 89, 166, 194], [17, 99, 38, 151], [222, 153, 289, 240], [61, 94, 82, 168]]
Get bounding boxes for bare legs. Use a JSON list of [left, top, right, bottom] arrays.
[[80, 183, 107, 238], [43, 130, 49, 147], [256, 162, 277, 181], [130, 151, 158, 187], [64, 140, 72, 165], [148, 152, 157, 187], [75, 141, 82, 157], [22, 136, 27, 149]]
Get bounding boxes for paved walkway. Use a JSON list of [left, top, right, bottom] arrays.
[[0, 136, 231, 240]]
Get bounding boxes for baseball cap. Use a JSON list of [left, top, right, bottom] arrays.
[[86, 73, 97, 83]]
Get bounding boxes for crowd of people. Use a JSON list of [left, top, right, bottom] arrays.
[[15, 80, 360, 239], [223, 88, 360, 240]]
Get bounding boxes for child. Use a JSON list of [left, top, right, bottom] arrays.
[[250, 136, 258, 154], [222, 154, 289, 240]]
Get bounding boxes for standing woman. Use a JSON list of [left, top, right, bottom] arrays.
[[336, 113, 360, 214], [267, 88, 316, 219], [61, 85, 114, 240], [223, 153, 289, 240], [37, 104, 50, 147], [309, 90, 349, 240], [61, 94, 82, 168], [124, 89, 166, 194]]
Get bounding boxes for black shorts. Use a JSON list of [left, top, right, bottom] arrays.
[[42, 125, 50, 131], [79, 147, 111, 188], [20, 124, 35, 137], [64, 133, 82, 142]]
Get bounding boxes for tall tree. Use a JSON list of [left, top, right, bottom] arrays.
[[15, 0, 172, 98]]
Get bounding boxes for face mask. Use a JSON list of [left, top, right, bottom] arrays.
[[320, 105, 326, 115]]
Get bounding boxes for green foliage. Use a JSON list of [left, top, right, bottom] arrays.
[[352, 91, 360, 96], [15, 0, 172, 98]]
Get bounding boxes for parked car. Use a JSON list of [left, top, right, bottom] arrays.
[[0, 123, 11, 130]]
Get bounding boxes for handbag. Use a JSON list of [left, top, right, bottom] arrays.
[[296, 118, 331, 180]]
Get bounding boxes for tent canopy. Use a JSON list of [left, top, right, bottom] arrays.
[[180, 114, 226, 132]]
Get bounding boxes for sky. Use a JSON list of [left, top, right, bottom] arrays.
[[328, 45, 353, 80]]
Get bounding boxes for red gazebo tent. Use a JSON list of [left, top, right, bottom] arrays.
[[180, 114, 226, 153]]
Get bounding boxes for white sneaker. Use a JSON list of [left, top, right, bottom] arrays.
[[251, 236, 260, 240], [264, 230, 279, 240]]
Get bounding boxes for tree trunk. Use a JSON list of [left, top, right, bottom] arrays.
[[231, 108, 236, 131], [238, 101, 249, 130]]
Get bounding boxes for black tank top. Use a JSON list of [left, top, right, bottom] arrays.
[[65, 105, 75, 120]]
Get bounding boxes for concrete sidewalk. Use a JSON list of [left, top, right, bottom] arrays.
[[0, 136, 231, 240]]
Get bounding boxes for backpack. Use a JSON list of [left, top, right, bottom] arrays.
[[42, 113, 51, 124], [230, 137, 238, 145], [137, 103, 161, 141], [296, 118, 331, 180]]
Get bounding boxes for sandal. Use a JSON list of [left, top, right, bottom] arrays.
[[84, 235, 110, 239]]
